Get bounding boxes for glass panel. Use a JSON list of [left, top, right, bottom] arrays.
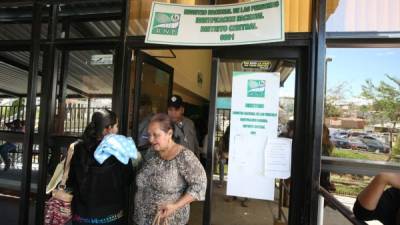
[[0, 5, 32, 40], [0, 49, 43, 225], [140, 62, 171, 114], [0, 23, 57, 40], [0, 5, 59, 40], [0, 24, 32, 40], [129, 0, 208, 36], [53, 50, 114, 136], [326, 0, 400, 32], [54, 2, 122, 39], [136, 61, 172, 148], [325, 48, 400, 159], [323, 49, 400, 224], [212, 58, 296, 225], [65, 20, 121, 39]]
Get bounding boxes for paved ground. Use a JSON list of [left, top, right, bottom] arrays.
[[330, 195, 382, 225], [0, 194, 35, 225], [0, 174, 383, 225], [189, 181, 383, 225]]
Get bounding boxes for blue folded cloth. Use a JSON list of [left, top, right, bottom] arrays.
[[94, 134, 138, 165]]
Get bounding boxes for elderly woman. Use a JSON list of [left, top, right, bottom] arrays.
[[134, 113, 207, 225]]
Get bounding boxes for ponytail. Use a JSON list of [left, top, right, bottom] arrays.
[[82, 109, 117, 149]]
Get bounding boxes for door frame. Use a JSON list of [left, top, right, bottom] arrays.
[[131, 50, 174, 143], [203, 44, 315, 225]]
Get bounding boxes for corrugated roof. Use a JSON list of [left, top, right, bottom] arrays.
[[0, 3, 119, 97], [0, 61, 42, 95], [0, 50, 113, 96], [217, 59, 295, 95]]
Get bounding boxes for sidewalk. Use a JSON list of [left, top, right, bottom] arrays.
[[328, 195, 382, 225], [189, 181, 383, 225]]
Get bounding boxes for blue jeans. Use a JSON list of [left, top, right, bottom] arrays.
[[0, 142, 16, 163]]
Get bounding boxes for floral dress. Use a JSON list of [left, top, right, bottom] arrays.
[[134, 147, 207, 225]]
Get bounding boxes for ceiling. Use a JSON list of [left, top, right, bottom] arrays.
[[218, 59, 295, 96]]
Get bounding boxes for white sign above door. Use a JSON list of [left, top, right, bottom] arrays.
[[145, 0, 284, 46]]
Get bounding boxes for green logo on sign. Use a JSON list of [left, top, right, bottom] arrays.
[[151, 12, 181, 36], [247, 80, 265, 97]]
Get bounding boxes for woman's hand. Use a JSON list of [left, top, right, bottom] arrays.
[[158, 194, 195, 219], [158, 203, 178, 219]]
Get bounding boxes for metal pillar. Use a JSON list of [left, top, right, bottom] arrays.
[[317, 195, 325, 225], [112, 0, 131, 135], [55, 19, 70, 134], [35, 4, 59, 225], [308, 0, 327, 223], [202, 57, 219, 225], [18, 2, 42, 225]]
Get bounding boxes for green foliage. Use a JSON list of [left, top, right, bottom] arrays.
[[392, 136, 400, 156], [325, 101, 342, 117], [361, 74, 400, 127], [332, 148, 388, 161], [332, 148, 369, 160], [324, 82, 350, 118]]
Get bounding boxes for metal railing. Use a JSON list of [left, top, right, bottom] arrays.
[[0, 103, 111, 170], [317, 156, 400, 225], [0, 104, 110, 135], [0, 105, 38, 130], [0, 140, 40, 170], [63, 103, 109, 135], [318, 187, 368, 225], [276, 179, 290, 224], [322, 156, 400, 176], [275, 157, 400, 225]]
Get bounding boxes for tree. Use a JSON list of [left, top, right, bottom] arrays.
[[324, 82, 351, 118], [392, 136, 400, 157], [361, 74, 400, 156]]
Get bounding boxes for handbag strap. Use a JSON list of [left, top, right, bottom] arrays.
[[151, 213, 160, 225], [151, 212, 169, 225], [59, 141, 77, 188]]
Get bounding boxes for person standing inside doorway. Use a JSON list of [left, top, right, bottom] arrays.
[[167, 95, 200, 157]]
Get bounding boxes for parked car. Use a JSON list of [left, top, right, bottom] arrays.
[[359, 135, 390, 153], [348, 137, 368, 151], [332, 130, 349, 139], [348, 131, 367, 137], [330, 136, 351, 149]]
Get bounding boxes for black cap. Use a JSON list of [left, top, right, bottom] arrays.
[[168, 95, 183, 108]]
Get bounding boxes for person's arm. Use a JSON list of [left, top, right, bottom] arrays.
[[358, 172, 400, 210], [159, 150, 207, 219], [158, 194, 195, 218]]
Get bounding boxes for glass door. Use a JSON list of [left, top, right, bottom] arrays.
[[131, 51, 174, 150], [203, 46, 308, 225]]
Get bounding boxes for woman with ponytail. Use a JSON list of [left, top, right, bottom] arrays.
[[67, 109, 133, 225]]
